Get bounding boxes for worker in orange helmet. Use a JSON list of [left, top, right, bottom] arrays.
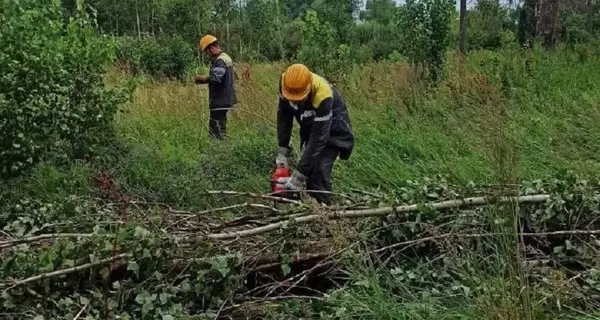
[[194, 34, 237, 140], [275, 64, 355, 205]]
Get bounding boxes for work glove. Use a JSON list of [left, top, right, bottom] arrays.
[[284, 170, 306, 191], [275, 147, 290, 169], [194, 74, 208, 84]]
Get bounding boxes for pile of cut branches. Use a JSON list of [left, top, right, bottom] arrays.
[[2, 173, 600, 319]]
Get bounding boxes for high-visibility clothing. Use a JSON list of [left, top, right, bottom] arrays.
[[208, 52, 237, 109], [276, 72, 355, 179]]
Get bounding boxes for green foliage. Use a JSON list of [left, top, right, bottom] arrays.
[[517, 0, 537, 47], [467, 0, 509, 50], [363, 0, 397, 25], [297, 10, 336, 74], [282, 19, 305, 59], [311, 0, 362, 44], [4, 45, 600, 319], [53, 0, 600, 70], [116, 35, 197, 80], [400, 0, 455, 83], [242, 0, 285, 61], [0, 0, 132, 178]]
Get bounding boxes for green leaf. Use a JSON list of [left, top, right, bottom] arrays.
[[159, 292, 171, 305], [565, 240, 573, 251], [181, 279, 192, 292], [107, 298, 118, 310], [212, 255, 231, 278], [135, 290, 154, 305], [134, 226, 149, 238], [162, 316, 175, 320], [281, 263, 291, 276], [127, 261, 140, 278], [554, 246, 564, 254]]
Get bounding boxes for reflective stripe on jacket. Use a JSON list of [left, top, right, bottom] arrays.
[[276, 72, 355, 177], [208, 52, 237, 109]]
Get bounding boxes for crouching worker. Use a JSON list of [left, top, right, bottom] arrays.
[[275, 64, 355, 205], [194, 34, 237, 140]]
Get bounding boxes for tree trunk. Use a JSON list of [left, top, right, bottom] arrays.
[[135, 0, 141, 40], [538, 0, 559, 49], [458, 0, 467, 54]]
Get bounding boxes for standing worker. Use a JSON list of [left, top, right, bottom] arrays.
[[275, 64, 355, 205], [194, 34, 237, 140]]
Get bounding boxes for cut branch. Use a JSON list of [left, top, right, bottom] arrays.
[[188, 195, 550, 241], [0, 233, 107, 249], [207, 190, 302, 205], [0, 253, 131, 290], [371, 229, 600, 254]]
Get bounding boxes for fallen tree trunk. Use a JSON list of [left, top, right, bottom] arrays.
[[193, 195, 550, 241]]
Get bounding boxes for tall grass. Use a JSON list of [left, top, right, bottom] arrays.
[[109, 48, 600, 209], [3, 47, 598, 319], [106, 48, 600, 319]]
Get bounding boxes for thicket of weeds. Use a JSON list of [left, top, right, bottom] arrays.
[[3, 47, 600, 319]]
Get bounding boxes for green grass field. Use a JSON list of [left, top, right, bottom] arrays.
[[112, 49, 600, 319], [110, 49, 600, 208], [4, 48, 600, 319]]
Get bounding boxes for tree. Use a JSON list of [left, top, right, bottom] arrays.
[[458, 0, 467, 53], [537, 0, 559, 49], [364, 0, 397, 25], [284, 0, 314, 19], [311, 0, 362, 43], [401, 0, 455, 83], [518, 0, 537, 47], [1, 0, 131, 177], [243, 0, 285, 60], [468, 0, 505, 50]]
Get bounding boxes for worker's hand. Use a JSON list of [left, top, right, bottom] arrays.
[[276, 147, 290, 169], [194, 74, 208, 84], [284, 170, 306, 191]]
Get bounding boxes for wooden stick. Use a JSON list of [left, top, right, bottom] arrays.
[[189, 195, 550, 241], [0, 253, 131, 290], [371, 229, 600, 254], [73, 301, 89, 320], [167, 203, 284, 229], [0, 233, 107, 249], [207, 190, 302, 205], [271, 189, 354, 200]]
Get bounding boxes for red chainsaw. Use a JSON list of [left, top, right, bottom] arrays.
[[269, 165, 299, 201]]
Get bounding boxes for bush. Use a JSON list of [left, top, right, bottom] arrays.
[[400, 0, 454, 83], [297, 10, 336, 75], [0, 0, 132, 178], [116, 35, 197, 80]]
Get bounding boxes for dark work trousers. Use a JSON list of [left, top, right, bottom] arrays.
[[306, 145, 340, 205], [209, 109, 228, 140]]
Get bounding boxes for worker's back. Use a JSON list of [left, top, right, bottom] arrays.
[[208, 52, 237, 109]]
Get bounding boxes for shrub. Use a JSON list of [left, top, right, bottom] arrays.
[[400, 0, 454, 83], [116, 35, 196, 80], [0, 0, 132, 178], [297, 10, 336, 75]]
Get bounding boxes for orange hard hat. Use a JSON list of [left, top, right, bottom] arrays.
[[199, 34, 218, 51], [281, 64, 312, 101]]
